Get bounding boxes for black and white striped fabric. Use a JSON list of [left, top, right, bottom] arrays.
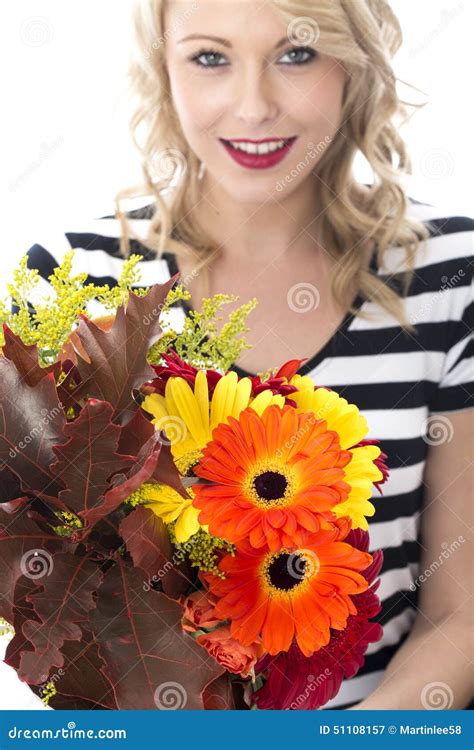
[[19, 197, 473, 709]]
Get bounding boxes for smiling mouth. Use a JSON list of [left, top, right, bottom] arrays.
[[220, 137, 297, 155]]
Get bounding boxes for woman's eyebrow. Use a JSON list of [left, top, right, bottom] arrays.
[[178, 34, 289, 49]]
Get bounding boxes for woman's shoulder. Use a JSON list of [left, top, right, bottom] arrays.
[[379, 196, 473, 277], [22, 202, 168, 285]]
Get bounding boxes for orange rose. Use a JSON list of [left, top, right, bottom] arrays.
[[181, 590, 221, 633], [197, 626, 263, 678]]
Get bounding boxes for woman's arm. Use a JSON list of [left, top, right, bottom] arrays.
[[351, 409, 473, 710]]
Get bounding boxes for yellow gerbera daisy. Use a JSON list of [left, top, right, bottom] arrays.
[[138, 483, 203, 543], [141, 370, 285, 475], [288, 374, 383, 529], [331, 444, 383, 530]]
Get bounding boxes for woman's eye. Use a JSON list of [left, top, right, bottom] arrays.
[[190, 49, 228, 68], [189, 45, 317, 70], [279, 47, 317, 65]]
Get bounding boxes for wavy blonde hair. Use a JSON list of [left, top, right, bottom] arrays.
[[115, 0, 431, 331]]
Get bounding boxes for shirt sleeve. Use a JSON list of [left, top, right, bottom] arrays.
[[429, 258, 473, 414]]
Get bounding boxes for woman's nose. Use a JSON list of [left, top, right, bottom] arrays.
[[234, 66, 278, 127]]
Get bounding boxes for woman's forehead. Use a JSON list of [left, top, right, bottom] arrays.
[[164, 0, 290, 47]]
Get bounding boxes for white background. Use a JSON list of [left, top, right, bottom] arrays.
[[0, 0, 472, 709]]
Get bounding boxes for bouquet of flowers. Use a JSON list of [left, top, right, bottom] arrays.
[[0, 252, 388, 710]]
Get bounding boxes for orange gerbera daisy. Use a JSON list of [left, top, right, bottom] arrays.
[[192, 404, 353, 550], [208, 527, 373, 657]]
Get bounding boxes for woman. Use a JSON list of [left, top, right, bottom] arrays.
[[20, 0, 472, 709]]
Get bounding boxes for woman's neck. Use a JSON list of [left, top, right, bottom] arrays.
[[189, 172, 324, 266]]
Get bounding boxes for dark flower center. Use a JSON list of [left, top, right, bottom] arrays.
[[267, 552, 307, 591], [254, 471, 287, 502]]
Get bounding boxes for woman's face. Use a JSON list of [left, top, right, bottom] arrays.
[[164, 0, 347, 204]]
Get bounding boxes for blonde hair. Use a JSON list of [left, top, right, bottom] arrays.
[[115, 0, 431, 331]]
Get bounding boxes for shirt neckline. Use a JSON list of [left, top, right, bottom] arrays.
[[163, 248, 379, 379]]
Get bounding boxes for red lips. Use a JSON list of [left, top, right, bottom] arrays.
[[220, 137, 297, 170]]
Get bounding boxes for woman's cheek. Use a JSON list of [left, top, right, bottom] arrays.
[[170, 74, 223, 135]]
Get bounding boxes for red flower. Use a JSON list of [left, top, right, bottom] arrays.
[[147, 349, 223, 396]]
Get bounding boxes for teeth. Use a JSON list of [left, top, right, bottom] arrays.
[[228, 139, 286, 155]]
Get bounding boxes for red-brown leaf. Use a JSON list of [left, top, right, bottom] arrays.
[[71, 278, 178, 426], [91, 562, 223, 709], [1, 326, 60, 387], [0, 506, 66, 624], [0, 358, 66, 498], [49, 400, 132, 524], [19, 552, 103, 684], [119, 506, 192, 599]]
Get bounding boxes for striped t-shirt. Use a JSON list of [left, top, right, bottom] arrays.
[[19, 197, 473, 709]]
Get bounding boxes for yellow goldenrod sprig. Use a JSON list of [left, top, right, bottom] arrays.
[[148, 292, 258, 373], [168, 522, 235, 578], [51, 510, 83, 537], [40, 681, 57, 706], [0, 618, 14, 638]]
